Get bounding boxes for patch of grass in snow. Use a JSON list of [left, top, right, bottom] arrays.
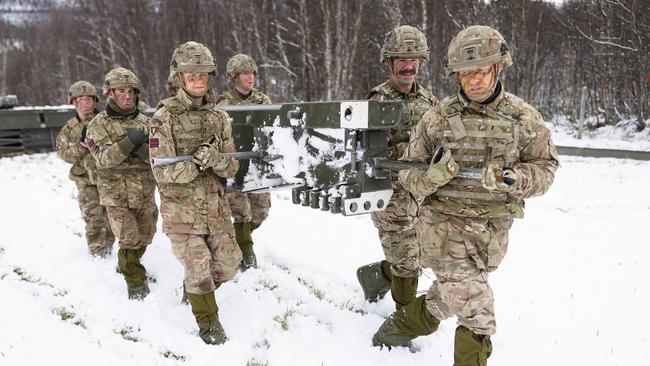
[[161, 350, 185, 361], [257, 279, 278, 291], [273, 308, 296, 331], [53, 306, 86, 329], [115, 326, 139, 342], [247, 360, 269, 366], [13, 267, 38, 283], [11, 266, 67, 295]]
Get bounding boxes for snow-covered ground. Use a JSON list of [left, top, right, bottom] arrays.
[[548, 115, 650, 151], [1, 124, 649, 365]]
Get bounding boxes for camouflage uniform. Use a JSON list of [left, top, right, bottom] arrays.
[[217, 88, 272, 226], [56, 107, 115, 257], [218, 53, 272, 271], [152, 41, 241, 345], [151, 87, 242, 294], [368, 80, 437, 278], [372, 26, 560, 365], [87, 68, 158, 299], [357, 25, 437, 310], [399, 84, 559, 336]]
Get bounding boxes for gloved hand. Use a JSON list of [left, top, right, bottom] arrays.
[[481, 163, 517, 191], [126, 129, 147, 146], [117, 129, 147, 154], [134, 143, 149, 162], [424, 147, 459, 186], [192, 144, 229, 171]]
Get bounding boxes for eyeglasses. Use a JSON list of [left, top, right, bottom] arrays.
[[459, 66, 493, 78], [185, 73, 209, 82]]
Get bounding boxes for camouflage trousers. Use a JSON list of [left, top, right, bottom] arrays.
[[416, 210, 513, 336], [105, 201, 158, 250], [76, 182, 115, 256], [370, 183, 420, 278], [168, 232, 242, 294], [226, 191, 271, 224]]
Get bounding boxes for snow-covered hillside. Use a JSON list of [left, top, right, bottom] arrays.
[[0, 150, 648, 365]]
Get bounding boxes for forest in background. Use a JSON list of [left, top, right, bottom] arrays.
[[0, 0, 648, 128]]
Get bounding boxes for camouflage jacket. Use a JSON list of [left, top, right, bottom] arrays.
[[399, 83, 559, 219], [368, 80, 438, 161], [150, 88, 239, 235], [56, 112, 99, 184], [86, 108, 155, 208], [216, 88, 271, 106]]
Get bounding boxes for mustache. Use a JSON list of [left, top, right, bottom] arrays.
[[399, 68, 416, 76]]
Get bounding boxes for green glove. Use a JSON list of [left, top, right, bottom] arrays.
[[424, 147, 459, 186], [192, 144, 229, 171], [481, 163, 517, 191]]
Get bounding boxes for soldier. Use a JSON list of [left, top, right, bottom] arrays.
[[356, 25, 438, 311], [371, 26, 560, 365], [150, 41, 242, 345], [86, 67, 158, 300], [56, 81, 115, 257], [217, 53, 272, 271]]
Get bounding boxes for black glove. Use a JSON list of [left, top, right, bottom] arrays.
[[117, 129, 147, 155], [126, 129, 147, 147], [80, 126, 87, 143]]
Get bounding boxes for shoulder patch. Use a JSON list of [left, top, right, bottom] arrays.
[[161, 97, 186, 115]]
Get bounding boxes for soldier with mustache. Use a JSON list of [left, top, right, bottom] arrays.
[[356, 25, 439, 311]]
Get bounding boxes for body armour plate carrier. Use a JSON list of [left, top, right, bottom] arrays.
[[428, 93, 525, 219]]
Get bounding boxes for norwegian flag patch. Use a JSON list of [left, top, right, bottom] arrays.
[[149, 138, 159, 148]]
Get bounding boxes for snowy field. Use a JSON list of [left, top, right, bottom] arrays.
[[0, 144, 649, 365]]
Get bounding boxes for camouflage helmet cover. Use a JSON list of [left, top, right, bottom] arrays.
[[380, 25, 430, 63], [170, 41, 217, 76], [102, 67, 141, 95], [444, 25, 513, 76], [226, 53, 258, 80], [68, 80, 99, 103], [167, 69, 180, 88]]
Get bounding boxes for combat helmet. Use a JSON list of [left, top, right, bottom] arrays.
[[167, 69, 180, 88], [102, 67, 141, 96], [444, 25, 512, 76], [380, 25, 430, 63], [170, 41, 217, 76], [226, 54, 258, 80], [68, 80, 99, 103]]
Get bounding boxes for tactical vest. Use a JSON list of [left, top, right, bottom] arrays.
[[429, 92, 525, 218], [161, 97, 226, 155], [368, 81, 436, 159], [102, 113, 151, 171], [219, 89, 268, 105]]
